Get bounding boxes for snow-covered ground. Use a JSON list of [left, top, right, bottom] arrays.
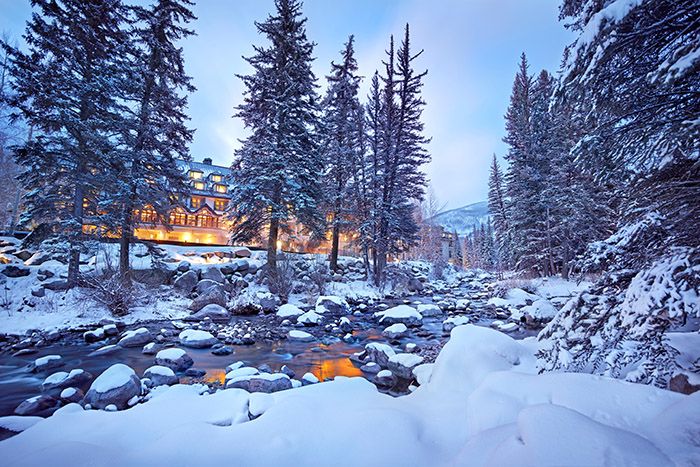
[[1, 325, 697, 466]]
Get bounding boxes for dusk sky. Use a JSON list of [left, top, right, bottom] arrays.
[[0, 0, 573, 210]]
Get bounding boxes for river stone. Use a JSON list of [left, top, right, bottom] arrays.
[[364, 343, 396, 368], [374, 370, 395, 387], [233, 247, 251, 258], [173, 270, 198, 294], [179, 329, 218, 348], [188, 288, 227, 312], [374, 305, 423, 327], [31, 355, 65, 373], [382, 323, 408, 340], [226, 373, 292, 393], [59, 387, 84, 403], [42, 369, 93, 393], [25, 251, 52, 266], [416, 304, 443, 317], [2, 265, 30, 278], [387, 353, 424, 380], [144, 365, 179, 387], [187, 303, 230, 322], [12, 249, 33, 261], [44, 279, 69, 291], [118, 327, 153, 348], [142, 342, 162, 355], [14, 395, 59, 417], [297, 311, 322, 326], [315, 296, 349, 315], [176, 261, 190, 272], [195, 279, 224, 296], [84, 364, 142, 410], [288, 330, 314, 342], [280, 365, 295, 378], [232, 258, 249, 271], [407, 278, 424, 292], [200, 266, 225, 283], [155, 348, 194, 372]]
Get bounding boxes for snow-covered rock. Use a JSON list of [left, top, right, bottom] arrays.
[[297, 310, 322, 326], [315, 295, 349, 314], [288, 330, 314, 342], [173, 270, 198, 293], [178, 329, 218, 348], [301, 372, 319, 385], [144, 366, 179, 387], [14, 395, 59, 416], [31, 355, 64, 373], [364, 342, 396, 368], [226, 373, 292, 393], [41, 369, 92, 393], [84, 364, 141, 410], [200, 266, 225, 284], [187, 303, 230, 322], [374, 369, 395, 387], [118, 328, 153, 348], [416, 304, 443, 317], [382, 323, 408, 339], [387, 353, 424, 379], [276, 303, 304, 318], [155, 348, 194, 372], [374, 305, 423, 326], [442, 316, 470, 333]]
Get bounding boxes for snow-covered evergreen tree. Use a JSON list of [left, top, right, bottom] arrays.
[[4, 0, 131, 286], [320, 35, 362, 271], [112, 0, 196, 280], [229, 0, 323, 275], [370, 25, 430, 285], [538, 0, 700, 387], [487, 154, 510, 269]]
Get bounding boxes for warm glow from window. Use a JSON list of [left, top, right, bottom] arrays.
[[211, 174, 222, 182], [191, 197, 203, 209], [214, 199, 227, 211], [214, 184, 227, 193], [189, 170, 203, 180], [193, 181, 205, 190]]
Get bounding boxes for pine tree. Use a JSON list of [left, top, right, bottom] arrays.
[[538, 0, 700, 387], [113, 0, 196, 280], [321, 35, 362, 271], [503, 54, 537, 274], [371, 24, 430, 285], [4, 0, 130, 287], [229, 0, 323, 276], [487, 154, 510, 268]]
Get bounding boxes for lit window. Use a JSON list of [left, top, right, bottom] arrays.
[[193, 181, 205, 190], [214, 199, 227, 211], [188, 170, 203, 180], [214, 184, 227, 193], [191, 197, 203, 209], [211, 174, 222, 183]]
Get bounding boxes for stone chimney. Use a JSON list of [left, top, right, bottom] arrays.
[[202, 157, 212, 165]]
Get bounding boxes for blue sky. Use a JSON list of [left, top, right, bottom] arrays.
[[0, 0, 573, 210]]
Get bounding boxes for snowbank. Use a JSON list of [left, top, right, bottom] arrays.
[[0, 326, 695, 466]]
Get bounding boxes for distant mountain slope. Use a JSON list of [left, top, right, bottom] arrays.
[[432, 201, 490, 236]]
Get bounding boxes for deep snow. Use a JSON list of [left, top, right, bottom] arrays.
[[1, 325, 697, 466]]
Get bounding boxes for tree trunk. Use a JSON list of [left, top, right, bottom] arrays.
[[118, 198, 133, 282], [67, 183, 85, 288], [267, 216, 279, 277], [330, 221, 340, 271]]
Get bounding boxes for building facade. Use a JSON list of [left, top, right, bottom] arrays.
[[134, 158, 232, 244]]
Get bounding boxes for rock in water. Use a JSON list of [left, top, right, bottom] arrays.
[[178, 329, 218, 348], [144, 366, 179, 387], [14, 395, 59, 416], [84, 364, 141, 410], [118, 328, 153, 348], [155, 348, 194, 372]]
